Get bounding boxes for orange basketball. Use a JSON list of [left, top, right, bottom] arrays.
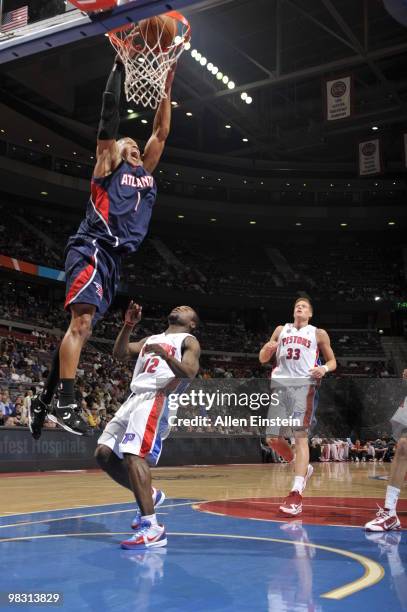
[[138, 14, 178, 49]]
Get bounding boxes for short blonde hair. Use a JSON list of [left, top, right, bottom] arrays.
[[294, 297, 313, 313]]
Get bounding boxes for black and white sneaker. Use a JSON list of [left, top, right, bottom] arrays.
[[48, 402, 89, 436], [28, 395, 49, 440]]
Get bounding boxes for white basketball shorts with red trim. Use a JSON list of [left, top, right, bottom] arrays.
[[266, 383, 319, 437], [98, 391, 170, 465]]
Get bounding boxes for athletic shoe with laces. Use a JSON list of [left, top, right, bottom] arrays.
[[131, 488, 166, 530], [121, 520, 167, 550], [28, 395, 49, 440], [364, 506, 401, 532], [279, 490, 303, 516], [47, 402, 89, 436]]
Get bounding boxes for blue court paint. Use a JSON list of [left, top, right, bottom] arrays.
[[0, 499, 405, 611]]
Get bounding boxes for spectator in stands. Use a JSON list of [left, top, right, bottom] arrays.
[[373, 438, 388, 462], [349, 440, 368, 462], [0, 389, 15, 416]]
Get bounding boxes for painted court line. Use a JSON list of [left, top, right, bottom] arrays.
[[0, 531, 384, 600]]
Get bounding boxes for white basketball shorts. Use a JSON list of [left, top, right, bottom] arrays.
[[98, 390, 171, 465]]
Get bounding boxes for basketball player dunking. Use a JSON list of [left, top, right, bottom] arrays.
[[259, 297, 337, 516], [95, 302, 200, 549], [28, 56, 176, 438]]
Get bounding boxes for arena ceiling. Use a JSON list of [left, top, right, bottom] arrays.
[[1, 0, 407, 173]]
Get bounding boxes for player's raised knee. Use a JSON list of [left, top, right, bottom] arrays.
[[70, 312, 93, 340], [94, 444, 112, 469]]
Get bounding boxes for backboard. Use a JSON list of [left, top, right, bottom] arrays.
[[0, 0, 201, 65]]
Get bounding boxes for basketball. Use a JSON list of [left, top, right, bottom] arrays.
[[138, 14, 178, 49]]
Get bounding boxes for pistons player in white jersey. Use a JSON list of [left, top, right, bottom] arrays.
[[259, 297, 336, 516], [95, 302, 200, 550]]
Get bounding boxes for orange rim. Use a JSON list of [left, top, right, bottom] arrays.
[[107, 10, 191, 41]]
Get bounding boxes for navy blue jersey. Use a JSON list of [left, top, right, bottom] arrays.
[[71, 161, 157, 255]]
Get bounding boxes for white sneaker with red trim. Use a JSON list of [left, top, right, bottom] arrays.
[[121, 520, 167, 550], [364, 507, 401, 532], [279, 490, 303, 516]]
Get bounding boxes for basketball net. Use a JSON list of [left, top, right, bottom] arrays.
[[108, 11, 190, 109]]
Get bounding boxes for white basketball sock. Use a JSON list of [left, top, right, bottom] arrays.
[[291, 476, 305, 493], [385, 485, 400, 513], [142, 513, 158, 526]]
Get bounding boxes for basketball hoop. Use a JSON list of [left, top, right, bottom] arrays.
[[108, 11, 191, 109]]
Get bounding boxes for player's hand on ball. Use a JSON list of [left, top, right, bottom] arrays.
[[309, 366, 326, 380], [144, 343, 169, 360], [124, 300, 142, 327]]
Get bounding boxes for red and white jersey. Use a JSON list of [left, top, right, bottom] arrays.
[[130, 332, 192, 393], [271, 323, 319, 381]]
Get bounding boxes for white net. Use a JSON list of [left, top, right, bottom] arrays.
[[108, 11, 190, 109]]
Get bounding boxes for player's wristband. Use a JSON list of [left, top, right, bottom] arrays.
[[322, 365, 329, 373]]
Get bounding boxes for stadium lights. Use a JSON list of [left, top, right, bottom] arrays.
[[378, 329, 384, 334], [177, 215, 185, 219], [73, 152, 77, 155], [189, 48, 252, 103], [40, 191, 48, 196], [127, 109, 133, 114], [141, 119, 148, 124], [210, 218, 217, 222], [225, 124, 231, 129], [171, 101, 178, 107], [340, 223, 348, 227], [295, 222, 302, 226], [184, 41, 191, 51], [242, 138, 249, 142], [374, 296, 382, 301], [372, 126, 379, 131], [249, 220, 256, 225], [388, 221, 396, 226], [28, 138, 33, 142], [186, 112, 193, 117], [46, 144, 50, 148]]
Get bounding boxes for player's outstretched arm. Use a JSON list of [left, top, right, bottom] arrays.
[[113, 301, 148, 361], [309, 329, 337, 379], [259, 325, 283, 364], [145, 336, 201, 379], [94, 58, 124, 177], [142, 66, 176, 174]]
